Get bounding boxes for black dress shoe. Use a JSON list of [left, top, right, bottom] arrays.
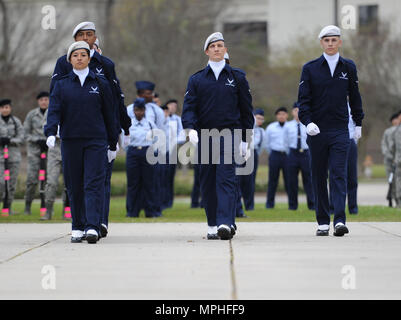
[[217, 226, 232, 240], [100, 224, 108, 238], [231, 225, 237, 237], [333, 225, 349, 237], [207, 233, 219, 240], [86, 233, 99, 244], [316, 229, 329, 236]]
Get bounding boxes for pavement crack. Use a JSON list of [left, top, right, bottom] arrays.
[[360, 222, 401, 238], [229, 239, 238, 300], [0, 233, 69, 265]]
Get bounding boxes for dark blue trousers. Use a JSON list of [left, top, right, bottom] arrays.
[[240, 152, 259, 210], [346, 139, 358, 213], [307, 130, 350, 226], [266, 151, 289, 208], [152, 158, 162, 216], [191, 164, 203, 208], [236, 166, 245, 217], [101, 159, 114, 227], [126, 146, 157, 217], [61, 139, 107, 233], [161, 152, 176, 209], [329, 139, 358, 214], [199, 136, 236, 227], [287, 149, 315, 210]]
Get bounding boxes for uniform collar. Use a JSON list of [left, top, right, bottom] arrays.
[[275, 121, 286, 127], [34, 107, 46, 117], [319, 54, 345, 66], [68, 69, 96, 81], [204, 62, 233, 76], [133, 117, 147, 125]]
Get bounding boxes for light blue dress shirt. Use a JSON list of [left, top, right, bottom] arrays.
[[284, 120, 309, 150], [161, 113, 185, 152], [253, 126, 265, 155], [264, 121, 288, 154], [128, 117, 156, 147]]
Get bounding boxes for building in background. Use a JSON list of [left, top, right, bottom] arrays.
[[217, 0, 401, 62]]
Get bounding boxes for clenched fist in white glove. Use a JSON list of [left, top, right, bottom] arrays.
[[46, 136, 56, 149], [240, 141, 251, 161], [306, 123, 320, 136], [354, 126, 362, 142], [188, 129, 199, 145], [107, 149, 117, 163]]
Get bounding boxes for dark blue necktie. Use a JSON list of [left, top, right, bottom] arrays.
[[297, 123, 301, 151]]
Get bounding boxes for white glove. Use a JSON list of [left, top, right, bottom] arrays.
[[122, 134, 130, 148], [46, 136, 56, 149], [354, 126, 362, 142], [240, 141, 251, 161], [107, 149, 117, 163], [306, 123, 320, 136], [188, 129, 199, 145]]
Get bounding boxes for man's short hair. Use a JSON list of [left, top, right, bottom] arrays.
[[165, 99, 178, 105], [275, 107, 288, 115]]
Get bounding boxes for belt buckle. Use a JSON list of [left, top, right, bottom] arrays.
[[299, 149, 304, 153], [138, 146, 142, 150]]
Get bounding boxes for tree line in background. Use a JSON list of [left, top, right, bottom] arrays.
[[1, 0, 400, 166]]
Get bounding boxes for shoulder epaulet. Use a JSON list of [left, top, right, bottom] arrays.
[[57, 54, 68, 62], [192, 69, 204, 76], [304, 57, 321, 67], [99, 55, 115, 66], [231, 67, 246, 76]]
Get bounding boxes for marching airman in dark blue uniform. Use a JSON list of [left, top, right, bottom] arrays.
[[182, 32, 254, 240], [298, 25, 364, 236], [49, 22, 131, 238], [45, 41, 118, 244]]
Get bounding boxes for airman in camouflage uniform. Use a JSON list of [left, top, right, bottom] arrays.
[[389, 115, 401, 208], [40, 109, 65, 220], [382, 113, 400, 204], [23, 92, 49, 215], [0, 99, 24, 213], [42, 135, 63, 220], [382, 113, 399, 176]]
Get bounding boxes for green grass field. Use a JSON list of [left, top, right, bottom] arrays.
[[10, 162, 387, 199], [1, 198, 400, 223]]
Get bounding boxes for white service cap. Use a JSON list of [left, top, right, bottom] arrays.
[[67, 41, 90, 62], [72, 21, 96, 38], [318, 25, 341, 39], [204, 32, 224, 51]]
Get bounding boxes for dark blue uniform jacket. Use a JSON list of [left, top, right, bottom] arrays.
[[298, 55, 364, 131], [50, 51, 131, 135], [182, 64, 254, 141], [45, 70, 118, 150]]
